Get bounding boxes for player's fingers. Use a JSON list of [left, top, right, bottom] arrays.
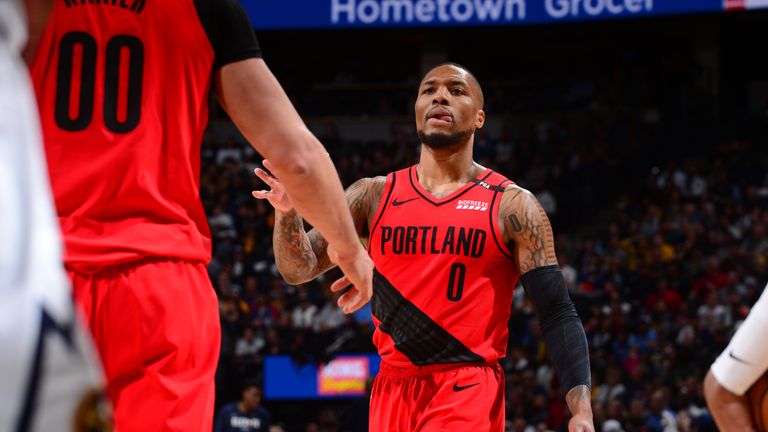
[[569, 422, 590, 432], [254, 168, 276, 185], [263, 159, 275, 174], [252, 190, 270, 199], [337, 290, 357, 313], [344, 293, 367, 314], [330, 275, 351, 292]]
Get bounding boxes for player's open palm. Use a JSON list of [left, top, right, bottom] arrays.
[[569, 415, 595, 432], [252, 159, 294, 212], [327, 244, 374, 314]]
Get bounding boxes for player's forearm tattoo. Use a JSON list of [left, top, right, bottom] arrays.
[[273, 210, 319, 284], [565, 385, 593, 416], [273, 177, 384, 284]]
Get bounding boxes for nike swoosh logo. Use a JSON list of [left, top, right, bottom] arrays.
[[392, 197, 418, 206], [729, 350, 754, 366], [452, 382, 480, 392]]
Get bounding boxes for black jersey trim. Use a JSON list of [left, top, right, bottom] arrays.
[[371, 269, 485, 366], [489, 180, 516, 260], [409, 166, 494, 207], [367, 173, 396, 254], [219, 49, 263, 68], [193, 0, 263, 71]]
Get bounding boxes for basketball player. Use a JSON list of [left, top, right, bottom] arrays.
[[1, 0, 107, 430], [30, 1, 373, 431], [704, 283, 768, 431], [254, 63, 594, 432]]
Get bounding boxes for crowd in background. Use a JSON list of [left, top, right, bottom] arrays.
[[204, 16, 768, 432], [204, 112, 767, 432]]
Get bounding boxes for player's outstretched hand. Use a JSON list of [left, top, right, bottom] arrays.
[[252, 159, 294, 212], [568, 415, 595, 432], [327, 244, 374, 314]]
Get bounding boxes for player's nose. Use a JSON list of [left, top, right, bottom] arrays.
[[432, 86, 450, 105]]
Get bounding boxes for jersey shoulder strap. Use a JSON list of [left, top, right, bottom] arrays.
[[367, 170, 399, 253]]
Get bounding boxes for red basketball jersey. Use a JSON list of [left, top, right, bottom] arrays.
[[368, 165, 520, 369], [31, 0, 252, 270]]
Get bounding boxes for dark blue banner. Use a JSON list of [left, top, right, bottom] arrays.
[[264, 354, 381, 399], [242, 0, 726, 30]]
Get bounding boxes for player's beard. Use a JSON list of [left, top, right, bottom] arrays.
[[417, 128, 474, 150]]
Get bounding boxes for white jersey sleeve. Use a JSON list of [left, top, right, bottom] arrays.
[[710, 283, 768, 395], [0, 0, 27, 53], [0, 12, 107, 430]]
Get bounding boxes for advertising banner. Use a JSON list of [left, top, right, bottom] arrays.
[[242, 0, 742, 30], [264, 355, 380, 399]]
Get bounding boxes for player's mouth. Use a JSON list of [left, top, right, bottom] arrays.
[[426, 108, 454, 125]]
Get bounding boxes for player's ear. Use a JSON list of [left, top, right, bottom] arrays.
[[475, 109, 485, 129]]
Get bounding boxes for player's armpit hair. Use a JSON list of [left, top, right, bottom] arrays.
[[521, 265, 591, 395]]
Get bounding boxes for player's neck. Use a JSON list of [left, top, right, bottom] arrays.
[[416, 143, 483, 196]]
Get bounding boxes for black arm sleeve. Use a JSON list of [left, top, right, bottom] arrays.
[[521, 265, 591, 395], [194, 0, 262, 70]]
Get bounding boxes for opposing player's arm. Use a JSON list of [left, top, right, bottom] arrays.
[[272, 176, 385, 285], [704, 371, 757, 431], [704, 284, 768, 431], [499, 186, 593, 427]]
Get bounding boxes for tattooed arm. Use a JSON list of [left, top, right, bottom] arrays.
[[498, 186, 557, 272], [499, 186, 594, 432], [256, 170, 386, 285]]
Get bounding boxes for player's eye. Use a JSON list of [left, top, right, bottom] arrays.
[[450, 88, 465, 95], [422, 87, 435, 95]]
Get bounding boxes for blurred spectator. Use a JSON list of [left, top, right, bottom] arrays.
[[235, 326, 265, 366], [697, 293, 731, 331], [210, 205, 238, 240], [215, 383, 271, 432], [594, 368, 627, 405], [644, 389, 678, 432], [292, 293, 318, 330]]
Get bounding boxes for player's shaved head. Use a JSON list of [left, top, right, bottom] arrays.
[[424, 62, 484, 108], [416, 62, 486, 150]]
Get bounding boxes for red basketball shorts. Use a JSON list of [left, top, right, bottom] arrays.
[[69, 259, 220, 432], [369, 361, 505, 432]]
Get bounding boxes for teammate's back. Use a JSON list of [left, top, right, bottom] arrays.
[[31, 0, 250, 269], [30, 2, 375, 430]]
